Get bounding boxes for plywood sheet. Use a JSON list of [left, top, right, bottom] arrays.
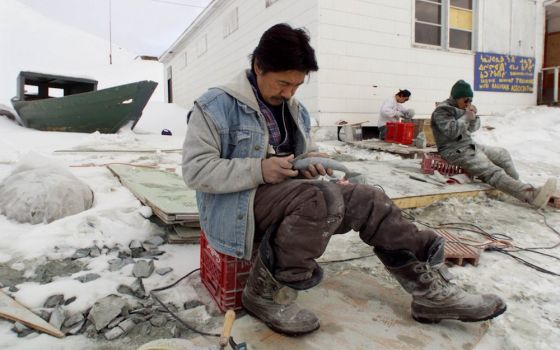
[[231, 270, 489, 350], [107, 164, 198, 224]]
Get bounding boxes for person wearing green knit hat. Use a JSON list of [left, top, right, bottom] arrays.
[[431, 80, 556, 208]]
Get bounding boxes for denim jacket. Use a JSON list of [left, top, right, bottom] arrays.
[[182, 70, 312, 259], [431, 98, 480, 159]]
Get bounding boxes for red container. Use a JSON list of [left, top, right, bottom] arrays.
[[200, 232, 254, 312], [421, 152, 465, 176], [397, 122, 415, 145], [385, 122, 398, 142]]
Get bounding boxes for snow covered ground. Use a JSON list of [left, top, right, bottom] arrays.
[[1, 1, 559, 349], [0, 105, 558, 350]]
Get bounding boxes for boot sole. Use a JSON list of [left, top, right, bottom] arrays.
[[412, 303, 507, 324], [243, 307, 320, 336]]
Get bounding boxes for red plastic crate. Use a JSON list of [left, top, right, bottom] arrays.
[[200, 232, 253, 312], [385, 122, 398, 142], [396, 122, 414, 145], [421, 152, 465, 176]]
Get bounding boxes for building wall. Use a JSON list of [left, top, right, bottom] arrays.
[[163, 0, 546, 126], [163, 0, 319, 114], [316, 0, 546, 125]]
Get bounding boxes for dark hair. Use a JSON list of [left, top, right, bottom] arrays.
[[397, 89, 411, 98], [251, 23, 318, 75]]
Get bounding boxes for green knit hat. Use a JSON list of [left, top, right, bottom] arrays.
[[450, 80, 474, 99]]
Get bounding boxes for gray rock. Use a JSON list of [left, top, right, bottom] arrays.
[[142, 242, 157, 251], [44, 294, 64, 308], [12, 322, 28, 333], [117, 284, 133, 295], [104, 326, 124, 340], [12, 323, 34, 337], [129, 240, 144, 258], [65, 318, 87, 335], [88, 295, 127, 331], [34, 308, 51, 321], [132, 260, 155, 278], [9, 286, 19, 293], [63, 313, 85, 328], [107, 316, 124, 329], [146, 236, 165, 246], [149, 314, 167, 327], [131, 278, 146, 298], [72, 248, 90, 259], [89, 246, 101, 257], [64, 296, 77, 305], [108, 258, 133, 272], [156, 267, 173, 276], [75, 273, 100, 283], [138, 321, 152, 335], [140, 249, 165, 258], [49, 307, 65, 330], [118, 318, 136, 334]]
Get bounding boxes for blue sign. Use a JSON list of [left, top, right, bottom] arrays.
[[474, 52, 535, 93]]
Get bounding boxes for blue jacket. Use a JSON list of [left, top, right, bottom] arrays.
[[182, 70, 312, 259]]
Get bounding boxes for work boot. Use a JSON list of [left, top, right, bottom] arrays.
[[376, 237, 507, 323], [521, 178, 557, 209], [242, 255, 320, 335]]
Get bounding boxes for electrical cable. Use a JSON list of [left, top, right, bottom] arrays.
[[150, 268, 221, 337]]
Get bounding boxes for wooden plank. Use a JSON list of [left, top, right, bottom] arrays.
[[392, 189, 499, 209], [107, 164, 198, 224], [347, 139, 437, 158], [0, 290, 65, 338]]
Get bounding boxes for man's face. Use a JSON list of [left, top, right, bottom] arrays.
[[456, 97, 472, 109], [396, 95, 409, 104], [255, 67, 306, 106]]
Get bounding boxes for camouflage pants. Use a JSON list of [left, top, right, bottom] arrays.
[[253, 180, 437, 287], [442, 144, 527, 200]]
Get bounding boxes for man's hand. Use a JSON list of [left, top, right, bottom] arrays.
[[261, 154, 299, 184], [297, 152, 335, 179], [465, 105, 477, 121]]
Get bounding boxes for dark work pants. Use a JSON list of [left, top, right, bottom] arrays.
[[253, 179, 437, 286]]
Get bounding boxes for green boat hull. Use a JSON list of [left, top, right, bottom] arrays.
[[11, 80, 157, 133]]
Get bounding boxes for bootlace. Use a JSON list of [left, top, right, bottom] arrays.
[[414, 263, 456, 300]]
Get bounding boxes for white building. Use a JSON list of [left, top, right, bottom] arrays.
[[160, 0, 560, 126]]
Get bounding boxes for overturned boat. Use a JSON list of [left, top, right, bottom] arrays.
[[10, 71, 157, 133]]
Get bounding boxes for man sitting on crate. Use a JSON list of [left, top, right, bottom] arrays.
[[378, 89, 414, 140], [183, 24, 506, 336], [431, 80, 557, 208]]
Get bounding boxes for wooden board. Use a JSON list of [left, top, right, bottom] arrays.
[[347, 139, 437, 158], [107, 164, 198, 224], [393, 189, 499, 209], [231, 270, 489, 350], [0, 290, 65, 338]]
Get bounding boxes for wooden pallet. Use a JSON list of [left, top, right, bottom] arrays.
[[434, 229, 480, 266]]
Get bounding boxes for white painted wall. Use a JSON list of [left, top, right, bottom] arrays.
[[162, 0, 547, 126], [162, 0, 319, 113], [316, 0, 546, 125]]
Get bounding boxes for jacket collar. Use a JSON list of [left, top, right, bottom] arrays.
[[217, 69, 298, 112]]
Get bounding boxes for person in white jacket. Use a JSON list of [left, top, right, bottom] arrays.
[[378, 89, 413, 140]]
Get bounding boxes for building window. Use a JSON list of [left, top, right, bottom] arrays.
[[223, 8, 238, 38], [414, 0, 474, 51]]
